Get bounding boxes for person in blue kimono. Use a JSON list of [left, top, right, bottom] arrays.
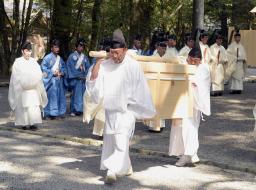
[[66, 39, 91, 116], [41, 39, 67, 119]]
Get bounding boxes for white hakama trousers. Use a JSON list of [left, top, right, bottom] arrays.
[[169, 119, 184, 156], [14, 90, 42, 126], [230, 61, 244, 91], [100, 110, 135, 175], [100, 133, 131, 175], [211, 63, 225, 92], [169, 109, 201, 156]]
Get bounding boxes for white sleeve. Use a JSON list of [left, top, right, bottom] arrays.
[[86, 65, 103, 104]]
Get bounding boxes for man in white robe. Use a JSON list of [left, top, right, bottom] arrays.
[[227, 32, 247, 94], [8, 42, 48, 130], [169, 47, 211, 167], [166, 34, 178, 58], [210, 34, 228, 96], [179, 35, 194, 58], [86, 29, 156, 184], [199, 31, 212, 64]]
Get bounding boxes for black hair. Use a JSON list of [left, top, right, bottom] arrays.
[[188, 47, 202, 59], [51, 39, 61, 47], [76, 38, 86, 48], [21, 42, 32, 50]]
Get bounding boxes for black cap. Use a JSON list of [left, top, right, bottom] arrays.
[[76, 38, 86, 48], [21, 42, 32, 50], [111, 29, 126, 49]]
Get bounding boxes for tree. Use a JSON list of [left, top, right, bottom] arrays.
[[51, 0, 72, 60], [192, 0, 204, 32], [90, 0, 103, 50], [0, 0, 34, 75]]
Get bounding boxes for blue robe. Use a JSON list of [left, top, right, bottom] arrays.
[[66, 51, 90, 113], [41, 52, 67, 117]]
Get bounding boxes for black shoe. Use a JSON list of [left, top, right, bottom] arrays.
[[49, 116, 57, 120], [29, 125, 38, 131], [210, 92, 218, 96], [236, 90, 242, 94], [148, 127, 163, 133], [22, 126, 28, 130]]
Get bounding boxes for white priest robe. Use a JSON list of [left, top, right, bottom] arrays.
[[209, 43, 228, 92], [199, 41, 212, 64], [8, 57, 48, 126], [166, 46, 178, 58], [179, 45, 191, 58], [169, 62, 211, 157], [226, 42, 247, 91], [86, 53, 156, 175], [83, 82, 105, 137]]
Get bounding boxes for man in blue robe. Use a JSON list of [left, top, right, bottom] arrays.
[[66, 39, 91, 116], [41, 39, 67, 119]]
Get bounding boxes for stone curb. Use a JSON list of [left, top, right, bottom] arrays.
[[0, 126, 255, 175]]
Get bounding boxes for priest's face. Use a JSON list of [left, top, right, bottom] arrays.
[[110, 48, 127, 64], [157, 46, 166, 57], [216, 38, 222, 46], [22, 49, 32, 60], [167, 39, 176, 47], [187, 39, 194, 49], [234, 36, 241, 43], [134, 40, 142, 50], [187, 56, 201, 65], [201, 36, 208, 44], [77, 44, 85, 53], [51, 45, 60, 54]]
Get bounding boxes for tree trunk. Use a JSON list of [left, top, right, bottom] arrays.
[[0, 0, 11, 74], [10, 0, 20, 65], [18, 0, 33, 53], [51, 0, 72, 60], [220, 4, 228, 48], [90, 0, 103, 51], [192, 0, 204, 32]]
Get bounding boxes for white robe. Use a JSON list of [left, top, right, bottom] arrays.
[[8, 57, 48, 126], [210, 43, 228, 92], [83, 87, 105, 137], [169, 62, 211, 156], [166, 46, 178, 58], [179, 45, 191, 58], [226, 42, 247, 90], [86, 53, 156, 174], [199, 41, 212, 64]]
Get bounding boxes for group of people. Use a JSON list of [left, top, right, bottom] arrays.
[[8, 28, 247, 184], [9, 38, 92, 130], [130, 30, 247, 96]]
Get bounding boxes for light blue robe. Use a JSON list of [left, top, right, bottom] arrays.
[[66, 51, 90, 113], [41, 52, 67, 117]]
